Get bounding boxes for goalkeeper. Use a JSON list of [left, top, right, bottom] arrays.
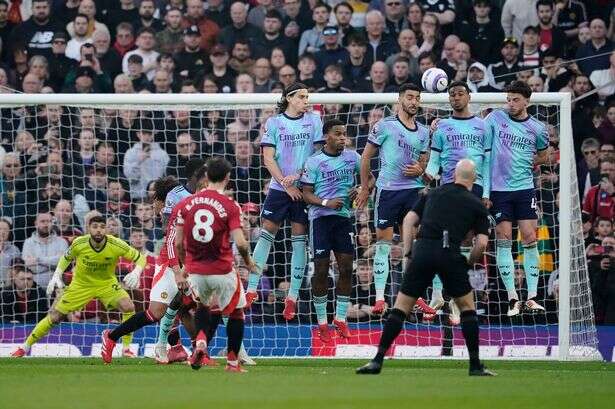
[[11, 216, 146, 358]]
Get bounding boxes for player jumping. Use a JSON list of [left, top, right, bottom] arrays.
[[356, 83, 434, 315], [175, 157, 256, 372], [485, 80, 549, 316], [301, 119, 374, 342], [245, 82, 324, 320], [12, 216, 145, 358]]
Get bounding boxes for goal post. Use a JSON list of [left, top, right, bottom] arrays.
[[0, 92, 601, 360]]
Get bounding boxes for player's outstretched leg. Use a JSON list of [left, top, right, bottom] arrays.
[[522, 242, 545, 312], [102, 309, 157, 363], [372, 240, 391, 314], [246, 229, 276, 306], [496, 238, 520, 316], [13, 310, 63, 357], [156, 291, 184, 361], [283, 234, 307, 320]]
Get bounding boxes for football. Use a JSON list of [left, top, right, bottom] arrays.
[[421, 67, 449, 93]]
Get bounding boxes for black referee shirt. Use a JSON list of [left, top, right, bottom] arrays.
[[413, 183, 490, 248]]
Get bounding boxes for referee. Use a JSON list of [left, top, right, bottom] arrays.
[[356, 159, 496, 376]]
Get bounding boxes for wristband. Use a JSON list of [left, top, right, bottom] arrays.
[[321, 199, 328, 207]]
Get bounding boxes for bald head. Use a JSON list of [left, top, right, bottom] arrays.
[[454, 159, 476, 189]]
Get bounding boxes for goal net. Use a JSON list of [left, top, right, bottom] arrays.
[[0, 93, 600, 360]]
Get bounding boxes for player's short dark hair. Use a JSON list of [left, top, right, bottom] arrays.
[[89, 215, 106, 225], [447, 80, 470, 93], [399, 82, 421, 95], [185, 157, 207, 180], [194, 163, 208, 181], [206, 157, 232, 183], [323, 119, 345, 135], [153, 176, 179, 201], [277, 82, 308, 113], [536, 0, 554, 10], [505, 80, 532, 99]]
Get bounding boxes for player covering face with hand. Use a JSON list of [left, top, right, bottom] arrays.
[[301, 119, 375, 342], [245, 82, 324, 321], [12, 216, 146, 358]]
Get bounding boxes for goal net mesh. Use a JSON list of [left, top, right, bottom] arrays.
[[0, 96, 600, 360]]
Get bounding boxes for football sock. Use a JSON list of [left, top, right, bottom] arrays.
[[226, 317, 244, 356], [157, 307, 179, 345], [460, 310, 481, 370], [109, 311, 155, 342], [207, 312, 222, 343], [194, 304, 210, 337], [374, 241, 391, 300], [288, 235, 307, 300], [496, 239, 518, 301], [335, 295, 350, 322], [167, 327, 180, 346], [374, 308, 406, 364], [313, 295, 328, 325], [523, 242, 540, 299], [25, 315, 55, 349], [432, 275, 443, 301], [248, 230, 275, 292], [121, 311, 135, 349]]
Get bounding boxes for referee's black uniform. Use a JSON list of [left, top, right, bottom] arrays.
[[401, 183, 490, 299]]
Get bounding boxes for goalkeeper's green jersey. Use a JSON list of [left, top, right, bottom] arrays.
[[57, 235, 146, 286]]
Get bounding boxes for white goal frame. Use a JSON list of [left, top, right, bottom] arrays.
[[0, 92, 587, 361]]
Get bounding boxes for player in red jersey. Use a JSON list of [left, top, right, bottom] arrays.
[[175, 157, 257, 373]]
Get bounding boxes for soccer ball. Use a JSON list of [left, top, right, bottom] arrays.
[[421, 68, 449, 93]]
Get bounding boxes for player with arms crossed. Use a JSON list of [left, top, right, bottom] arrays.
[[422, 80, 491, 322], [245, 82, 324, 320], [357, 160, 495, 376], [12, 216, 146, 358], [175, 157, 256, 372], [356, 83, 433, 315], [485, 81, 549, 316], [100, 170, 210, 364], [302, 119, 374, 341]]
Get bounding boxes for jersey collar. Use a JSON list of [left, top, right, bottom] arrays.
[[89, 236, 108, 253], [507, 112, 530, 123], [282, 112, 305, 121], [451, 115, 475, 120], [395, 115, 418, 132]]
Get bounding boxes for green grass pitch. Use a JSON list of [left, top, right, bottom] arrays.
[[1, 358, 614, 409]]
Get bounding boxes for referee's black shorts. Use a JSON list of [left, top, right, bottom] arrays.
[[400, 239, 473, 299]]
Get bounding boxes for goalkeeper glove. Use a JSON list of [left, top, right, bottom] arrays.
[[123, 265, 143, 289], [46, 269, 64, 297]]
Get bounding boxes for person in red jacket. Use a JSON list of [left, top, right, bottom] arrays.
[[583, 158, 615, 222]]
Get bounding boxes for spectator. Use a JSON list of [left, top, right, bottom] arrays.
[[298, 2, 330, 55], [417, 50, 436, 78], [0, 153, 28, 245], [205, 0, 231, 29], [436, 34, 459, 78], [113, 73, 135, 93], [93, 29, 122, 80], [174, 24, 211, 80], [63, 45, 112, 93], [106, 179, 130, 226], [347, 259, 381, 322], [0, 265, 47, 323], [589, 51, 615, 103], [539, 49, 572, 92], [536, 0, 567, 56], [277, 64, 296, 89], [69, 0, 108, 39], [359, 60, 389, 92], [156, 7, 183, 55], [132, 200, 161, 251], [583, 158, 615, 222], [296, 52, 323, 90], [576, 18, 614, 76], [598, 104, 615, 144], [459, 0, 504, 66], [9, 0, 63, 60], [314, 26, 349, 76], [577, 137, 602, 197], [112, 22, 135, 58], [147, 68, 170, 94], [0, 1, 16, 61], [182, 0, 220, 53], [105, 0, 139, 38], [218, 1, 260, 53], [166, 132, 198, 182], [71, 127, 97, 174], [417, 12, 441, 56], [79, 165, 108, 214], [46, 31, 76, 91], [21, 211, 68, 287], [316, 63, 351, 93], [364, 10, 397, 63], [131, 0, 163, 33], [419, 0, 456, 37], [231, 138, 262, 204], [65, 13, 91, 61], [26, 54, 50, 87], [282, 0, 311, 39], [406, 1, 424, 34], [0, 217, 20, 283], [252, 57, 274, 92], [52, 199, 81, 244], [343, 34, 371, 89], [467, 61, 498, 92], [269, 46, 287, 75], [385, 56, 411, 91], [501, 0, 539, 43], [334, 1, 361, 46], [122, 27, 159, 81], [247, 0, 276, 30], [572, 74, 600, 149], [209, 43, 237, 93], [587, 235, 615, 324], [253, 9, 295, 65], [520, 25, 541, 68], [487, 37, 522, 89], [385, 28, 419, 76], [123, 122, 169, 200], [555, 0, 587, 40], [383, 0, 405, 38], [228, 39, 254, 74]]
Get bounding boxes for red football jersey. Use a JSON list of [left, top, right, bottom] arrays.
[[176, 189, 242, 275], [157, 197, 187, 267]]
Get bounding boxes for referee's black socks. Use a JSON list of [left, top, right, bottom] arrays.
[[460, 310, 481, 370], [374, 308, 406, 364]]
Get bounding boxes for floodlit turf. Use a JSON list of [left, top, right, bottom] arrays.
[[1, 358, 614, 409]]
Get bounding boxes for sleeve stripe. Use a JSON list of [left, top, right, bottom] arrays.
[[537, 146, 548, 151], [367, 140, 381, 147], [260, 143, 276, 148], [485, 149, 491, 152], [167, 228, 176, 259], [431, 147, 442, 152]]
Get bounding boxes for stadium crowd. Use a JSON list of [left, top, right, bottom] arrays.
[[0, 0, 615, 326]]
